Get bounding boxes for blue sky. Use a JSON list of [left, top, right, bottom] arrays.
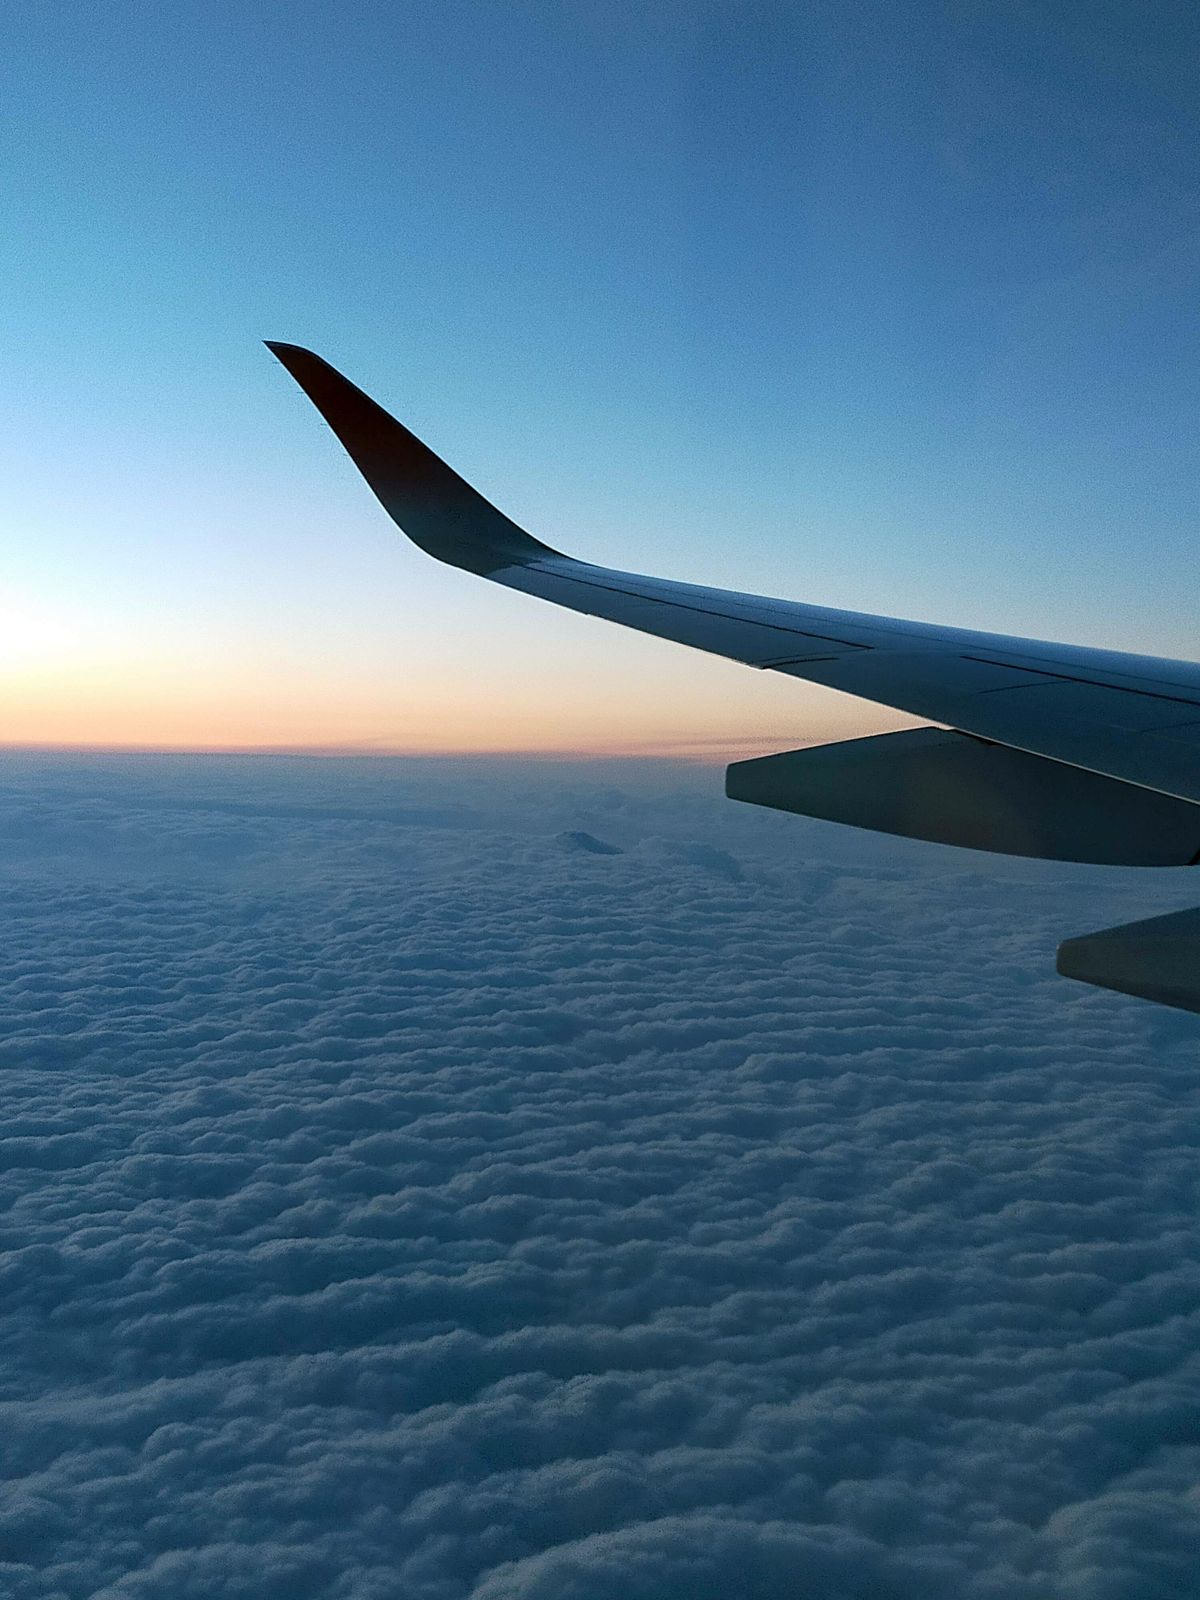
[[4, 1, 1198, 750]]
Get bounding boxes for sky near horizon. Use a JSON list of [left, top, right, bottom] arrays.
[[5, 1, 1199, 754]]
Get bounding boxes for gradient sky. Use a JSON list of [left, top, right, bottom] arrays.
[[4, 0, 1199, 754]]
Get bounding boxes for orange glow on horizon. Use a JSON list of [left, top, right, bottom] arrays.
[[0, 689, 919, 762], [0, 621, 922, 763], [0, 737, 816, 763]]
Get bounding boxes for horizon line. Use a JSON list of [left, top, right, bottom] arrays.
[[0, 736, 821, 763]]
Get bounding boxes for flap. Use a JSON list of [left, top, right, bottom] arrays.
[[725, 728, 1200, 866], [1058, 906, 1200, 1012]]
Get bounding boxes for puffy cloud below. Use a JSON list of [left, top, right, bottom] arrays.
[[0, 752, 1197, 1598]]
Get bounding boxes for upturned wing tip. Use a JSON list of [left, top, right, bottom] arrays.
[[264, 341, 559, 574], [264, 340, 326, 377], [265, 338, 311, 354]]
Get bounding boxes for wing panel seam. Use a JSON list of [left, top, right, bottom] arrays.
[[522, 564, 873, 650], [965, 655, 1200, 709]]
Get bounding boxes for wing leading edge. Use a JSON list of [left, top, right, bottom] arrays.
[[267, 342, 1200, 1012]]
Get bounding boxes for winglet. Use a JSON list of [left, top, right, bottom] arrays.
[[265, 342, 560, 575]]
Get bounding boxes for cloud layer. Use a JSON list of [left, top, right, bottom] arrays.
[[0, 752, 1197, 1598]]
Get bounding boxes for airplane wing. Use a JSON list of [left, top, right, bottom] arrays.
[[267, 341, 1200, 1012]]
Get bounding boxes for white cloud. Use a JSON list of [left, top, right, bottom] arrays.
[[0, 753, 1196, 1598]]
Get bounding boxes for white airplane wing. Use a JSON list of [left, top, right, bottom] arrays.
[[268, 342, 1200, 1012]]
